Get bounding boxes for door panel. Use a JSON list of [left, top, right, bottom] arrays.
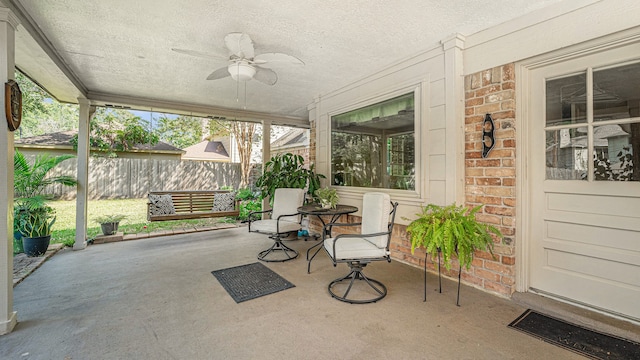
[[528, 42, 640, 321]]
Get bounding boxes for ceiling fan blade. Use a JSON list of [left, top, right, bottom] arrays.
[[171, 48, 225, 60], [254, 52, 305, 66], [224, 32, 255, 59], [253, 67, 277, 85], [206, 67, 231, 80]]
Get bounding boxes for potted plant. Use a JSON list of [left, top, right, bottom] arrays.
[[13, 150, 77, 253], [19, 205, 56, 257], [94, 214, 126, 235], [314, 187, 339, 209], [406, 203, 502, 270], [255, 153, 325, 204]]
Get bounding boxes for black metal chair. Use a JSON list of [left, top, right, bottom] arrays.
[[248, 188, 305, 262], [323, 192, 398, 303]]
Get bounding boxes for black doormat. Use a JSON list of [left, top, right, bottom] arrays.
[[211, 262, 295, 303], [508, 309, 640, 360]]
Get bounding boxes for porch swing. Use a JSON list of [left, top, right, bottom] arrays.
[[144, 109, 240, 221]]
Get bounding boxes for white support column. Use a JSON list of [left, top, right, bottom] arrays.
[[441, 34, 466, 205], [74, 98, 95, 250], [0, 7, 19, 335], [261, 120, 271, 216]]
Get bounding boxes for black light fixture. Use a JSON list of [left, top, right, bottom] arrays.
[[482, 113, 495, 158]]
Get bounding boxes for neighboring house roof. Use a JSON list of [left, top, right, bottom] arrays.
[[271, 128, 309, 151], [15, 130, 184, 154], [182, 140, 230, 161]]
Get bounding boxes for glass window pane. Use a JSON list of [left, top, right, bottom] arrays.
[[546, 129, 588, 180], [593, 62, 640, 122], [546, 73, 587, 127], [593, 122, 639, 181], [331, 93, 415, 190]]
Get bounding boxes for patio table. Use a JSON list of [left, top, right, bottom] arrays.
[[297, 204, 358, 273]]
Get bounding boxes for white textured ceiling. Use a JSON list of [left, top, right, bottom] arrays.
[[5, 0, 567, 123]]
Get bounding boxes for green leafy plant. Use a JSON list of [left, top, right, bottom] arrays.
[[314, 187, 339, 208], [14, 150, 78, 210], [235, 187, 259, 201], [255, 153, 325, 203], [19, 205, 56, 238], [93, 214, 127, 224], [405, 203, 502, 270]]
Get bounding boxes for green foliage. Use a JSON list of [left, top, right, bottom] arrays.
[[238, 199, 262, 221], [157, 115, 203, 149], [19, 205, 56, 238], [14, 149, 78, 210], [405, 203, 502, 270], [593, 146, 636, 181], [93, 214, 126, 224], [314, 187, 339, 208], [70, 108, 159, 157], [255, 153, 325, 203], [15, 71, 79, 138], [236, 187, 259, 201]]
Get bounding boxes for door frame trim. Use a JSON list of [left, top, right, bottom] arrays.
[[514, 26, 640, 294]]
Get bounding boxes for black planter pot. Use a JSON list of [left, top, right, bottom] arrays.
[[100, 222, 120, 235], [22, 235, 51, 257]]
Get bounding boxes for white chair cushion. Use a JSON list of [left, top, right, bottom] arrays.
[[271, 188, 305, 223], [251, 219, 301, 234], [324, 237, 388, 260], [360, 192, 391, 248]]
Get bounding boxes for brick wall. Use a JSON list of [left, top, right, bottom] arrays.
[[463, 63, 516, 296]]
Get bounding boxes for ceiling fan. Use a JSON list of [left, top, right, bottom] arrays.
[[172, 32, 304, 86]]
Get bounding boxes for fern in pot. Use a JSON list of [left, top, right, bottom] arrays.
[[405, 203, 502, 304], [406, 203, 501, 270]]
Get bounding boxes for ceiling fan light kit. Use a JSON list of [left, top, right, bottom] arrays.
[[228, 61, 256, 81], [172, 32, 304, 85]]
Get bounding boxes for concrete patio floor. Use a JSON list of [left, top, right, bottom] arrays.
[[1, 227, 638, 359]]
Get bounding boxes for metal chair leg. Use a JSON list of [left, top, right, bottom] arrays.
[[258, 235, 298, 262]]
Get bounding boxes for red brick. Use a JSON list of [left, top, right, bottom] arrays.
[[476, 84, 502, 97], [502, 64, 515, 81], [474, 267, 501, 282], [466, 97, 484, 107], [501, 99, 516, 110], [461, 272, 484, 287], [485, 260, 514, 276], [502, 81, 515, 91], [476, 177, 502, 186], [484, 205, 515, 216], [501, 256, 515, 265], [491, 110, 516, 120], [485, 168, 515, 177], [501, 275, 515, 286], [483, 187, 514, 197], [502, 178, 516, 187], [476, 103, 502, 114], [503, 198, 516, 207], [502, 139, 516, 148], [475, 159, 501, 167]]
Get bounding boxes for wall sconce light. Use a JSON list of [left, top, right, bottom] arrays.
[[482, 113, 495, 158]]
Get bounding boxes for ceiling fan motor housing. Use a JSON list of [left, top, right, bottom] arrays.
[[228, 61, 256, 81]]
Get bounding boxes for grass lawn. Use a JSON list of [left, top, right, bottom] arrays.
[[49, 198, 237, 247]]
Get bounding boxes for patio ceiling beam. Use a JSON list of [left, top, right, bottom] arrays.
[[87, 91, 311, 129], [1, 0, 88, 97]]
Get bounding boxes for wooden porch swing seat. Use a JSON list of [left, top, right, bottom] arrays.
[[147, 190, 240, 221]]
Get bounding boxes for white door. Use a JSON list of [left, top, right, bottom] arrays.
[[528, 41, 640, 321]]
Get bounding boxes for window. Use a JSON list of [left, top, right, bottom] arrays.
[[545, 62, 640, 181], [331, 92, 415, 190]]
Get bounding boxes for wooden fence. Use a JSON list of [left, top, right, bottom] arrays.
[[42, 157, 254, 200]]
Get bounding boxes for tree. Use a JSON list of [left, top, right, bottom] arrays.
[[156, 115, 203, 149], [70, 107, 159, 157], [224, 120, 257, 188], [15, 71, 79, 138]]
